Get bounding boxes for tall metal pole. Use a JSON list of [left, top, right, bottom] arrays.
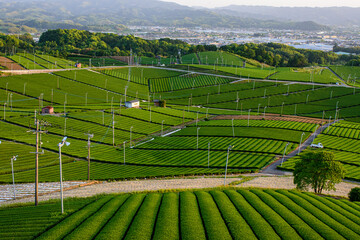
[[124, 86, 128, 103], [10, 94, 13, 111], [130, 126, 133, 148], [224, 145, 233, 186], [85, 133, 93, 181], [161, 120, 164, 137], [59, 144, 64, 213], [298, 132, 305, 155], [3, 103, 6, 120], [64, 117, 67, 136], [208, 142, 210, 168], [196, 112, 199, 127], [232, 118, 235, 137], [58, 137, 70, 214], [183, 108, 185, 128], [197, 127, 200, 150], [35, 119, 39, 205], [11, 156, 17, 200], [112, 112, 115, 146], [281, 143, 290, 166], [102, 110, 105, 125], [123, 141, 126, 165]]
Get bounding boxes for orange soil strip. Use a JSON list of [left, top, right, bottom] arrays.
[[0, 56, 24, 70]]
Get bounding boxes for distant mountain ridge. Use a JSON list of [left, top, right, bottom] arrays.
[[0, 0, 329, 31], [216, 5, 360, 27]]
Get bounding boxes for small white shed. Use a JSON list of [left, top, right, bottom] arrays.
[[125, 100, 140, 108]]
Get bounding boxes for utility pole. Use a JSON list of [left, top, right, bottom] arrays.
[[85, 133, 94, 181], [29, 114, 46, 206]]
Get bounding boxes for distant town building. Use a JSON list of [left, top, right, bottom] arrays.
[[42, 106, 54, 114], [154, 100, 166, 108], [125, 100, 140, 108]]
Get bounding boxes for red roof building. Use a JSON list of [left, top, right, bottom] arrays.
[[42, 106, 54, 114]]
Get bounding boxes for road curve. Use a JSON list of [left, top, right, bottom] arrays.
[[261, 120, 339, 175]]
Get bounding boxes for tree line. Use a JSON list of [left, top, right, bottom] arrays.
[[1, 29, 358, 68]]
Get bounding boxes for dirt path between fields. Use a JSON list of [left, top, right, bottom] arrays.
[[1, 174, 358, 206]]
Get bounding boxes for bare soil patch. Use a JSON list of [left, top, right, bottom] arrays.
[[0, 56, 24, 70]]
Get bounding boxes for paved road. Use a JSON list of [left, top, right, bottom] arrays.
[[262, 120, 338, 175], [326, 67, 349, 87]]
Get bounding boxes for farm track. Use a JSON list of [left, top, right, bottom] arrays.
[[262, 120, 339, 175], [327, 66, 347, 86], [1, 175, 358, 207]]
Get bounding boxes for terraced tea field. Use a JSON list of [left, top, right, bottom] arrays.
[[330, 66, 360, 86], [150, 74, 233, 92], [101, 67, 183, 85], [67, 56, 126, 67], [139, 56, 172, 65], [1, 62, 360, 183], [279, 121, 360, 181], [0, 114, 316, 182], [270, 67, 339, 84], [7, 53, 76, 70], [186, 64, 272, 79], [1, 189, 360, 239]]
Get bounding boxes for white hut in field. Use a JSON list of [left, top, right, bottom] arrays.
[[125, 100, 140, 108]]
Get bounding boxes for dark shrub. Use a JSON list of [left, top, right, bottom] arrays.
[[349, 187, 360, 201]]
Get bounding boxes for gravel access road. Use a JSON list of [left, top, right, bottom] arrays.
[[0, 177, 241, 206], [2, 174, 358, 207]]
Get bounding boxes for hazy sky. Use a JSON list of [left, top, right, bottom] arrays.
[[161, 0, 360, 8]]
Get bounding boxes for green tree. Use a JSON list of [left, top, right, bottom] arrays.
[[294, 150, 345, 194]]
